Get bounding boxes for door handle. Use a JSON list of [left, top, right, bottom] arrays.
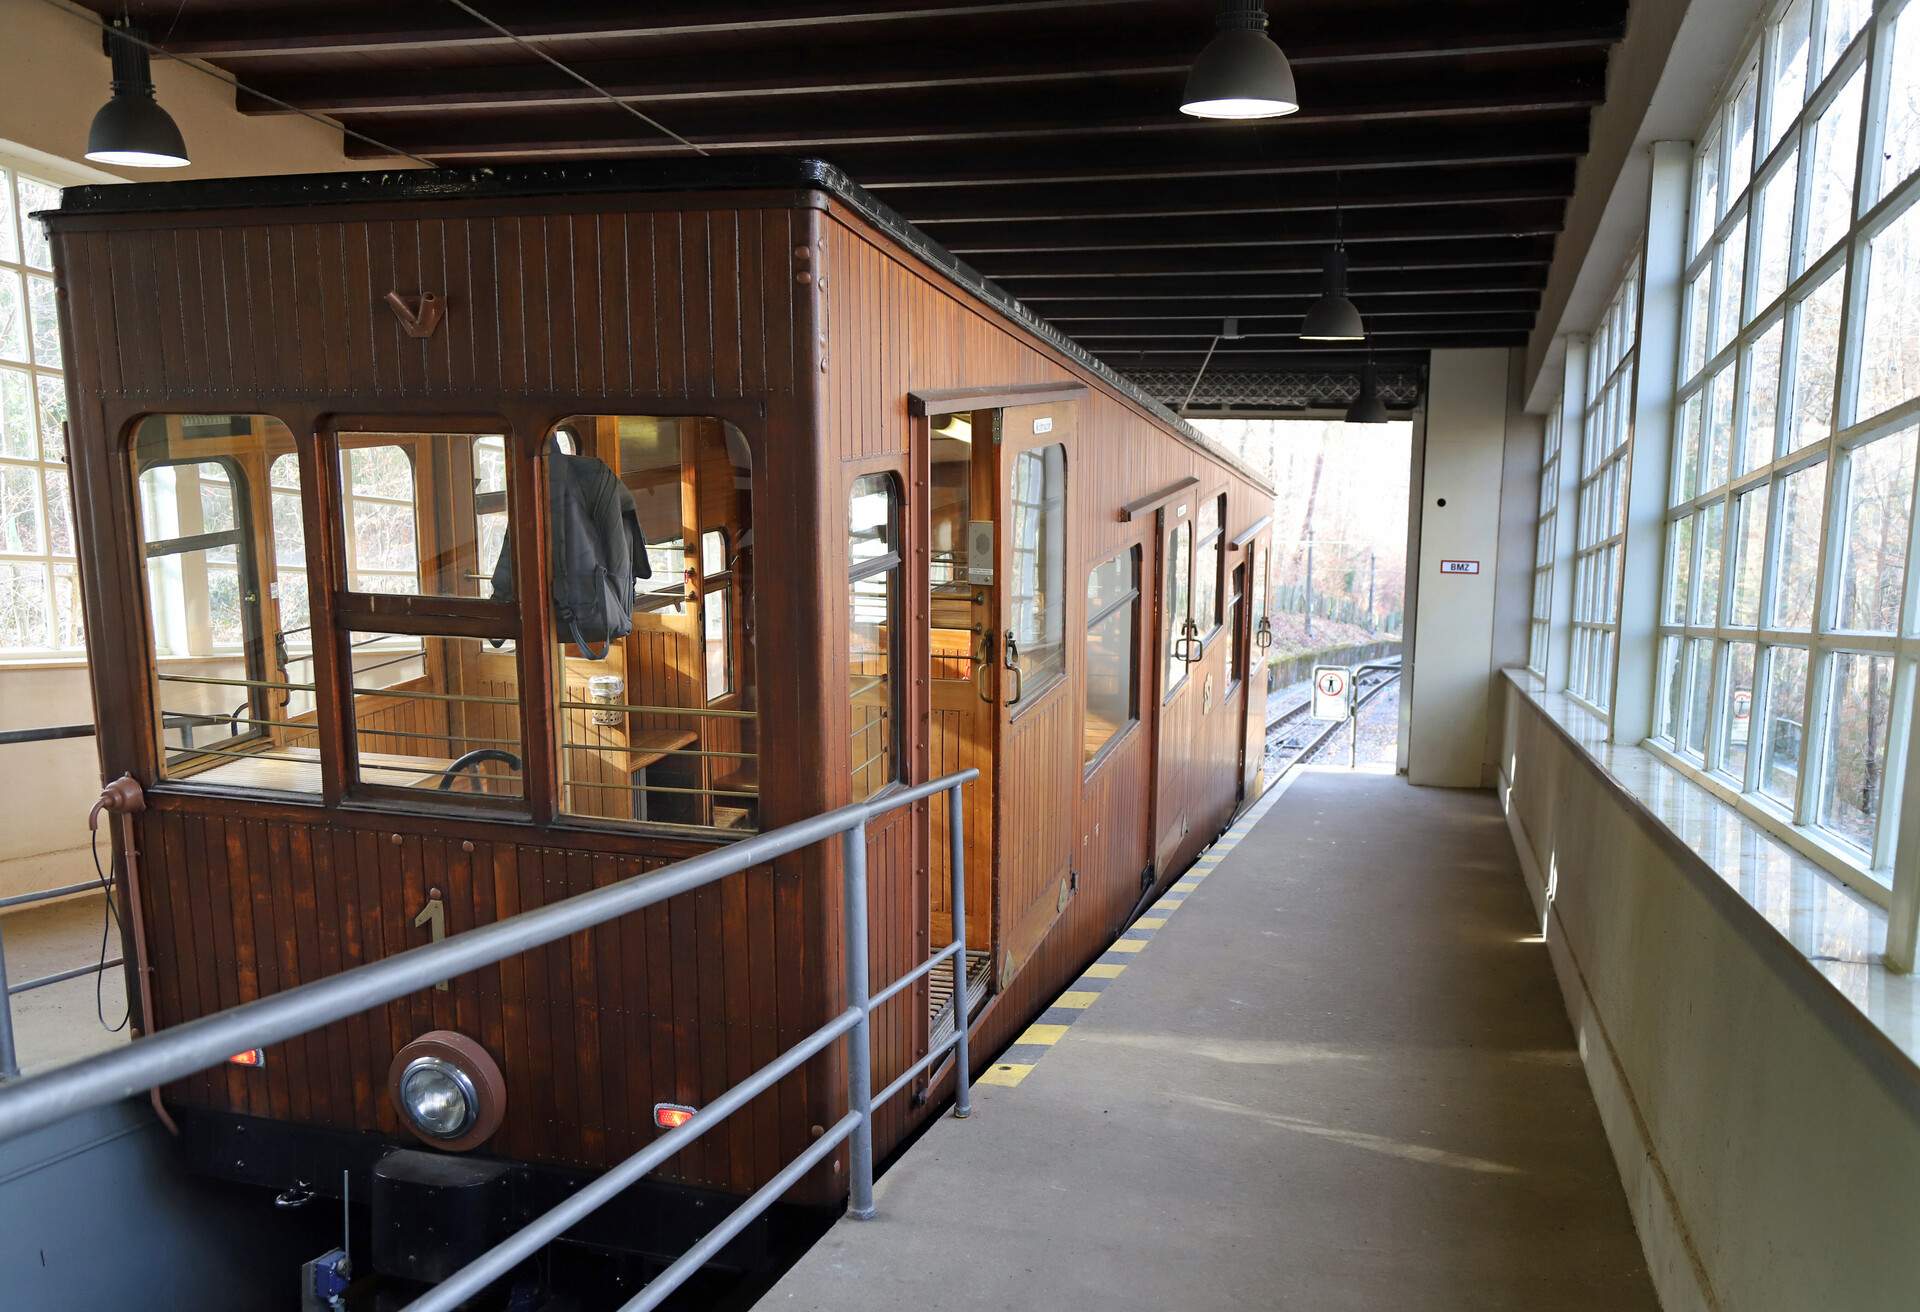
[[1256, 617, 1273, 650], [1003, 633, 1023, 705], [974, 630, 996, 703], [1175, 619, 1203, 664]]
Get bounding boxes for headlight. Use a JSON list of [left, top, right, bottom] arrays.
[[399, 1056, 477, 1139], [387, 1031, 506, 1151]]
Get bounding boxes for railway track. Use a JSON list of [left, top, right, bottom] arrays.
[[1264, 664, 1402, 775]]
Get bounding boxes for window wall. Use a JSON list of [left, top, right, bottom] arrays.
[[1646, 0, 1920, 891], [0, 158, 78, 658], [1571, 259, 1642, 712]]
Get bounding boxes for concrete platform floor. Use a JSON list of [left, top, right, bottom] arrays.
[[1, 891, 130, 1074], [764, 770, 1658, 1312]]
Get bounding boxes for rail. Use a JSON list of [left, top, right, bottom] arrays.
[[0, 764, 981, 1311]]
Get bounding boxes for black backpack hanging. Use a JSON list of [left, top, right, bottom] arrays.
[[489, 451, 652, 658]]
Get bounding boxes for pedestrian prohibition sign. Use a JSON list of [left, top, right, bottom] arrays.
[[1311, 665, 1355, 722]]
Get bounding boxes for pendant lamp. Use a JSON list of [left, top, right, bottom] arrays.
[[86, 22, 190, 169], [1180, 0, 1300, 120]]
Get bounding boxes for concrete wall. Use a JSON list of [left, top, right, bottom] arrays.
[[1406, 348, 1512, 787], [1501, 683, 1920, 1312], [0, 0, 385, 900]]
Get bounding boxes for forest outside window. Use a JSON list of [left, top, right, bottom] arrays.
[[1164, 510, 1193, 696], [131, 414, 320, 792], [1085, 546, 1140, 767], [850, 472, 901, 802], [551, 417, 759, 834], [1194, 493, 1224, 639]]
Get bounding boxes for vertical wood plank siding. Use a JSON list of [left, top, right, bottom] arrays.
[[50, 184, 1263, 1207]]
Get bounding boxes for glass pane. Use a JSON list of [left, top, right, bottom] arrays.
[[349, 630, 522, 802], [1008, 443, 1067, 698], [1695, 131, 1723, 256], [1770, 0, 1813, 146], [1804, 67, 1865, 263], [1836, 425, 1918, 632], [0, 560, 50, 651], [1821, 0, 1871, 75], [1754, 155, 1798, 313], [15, 177, 57, 271], [556, 416, 758, 834], [1857, 201, 1920, 424], [1085, 549, 1139, 764], [1685, 267, 1712, 379], [43, 465, 72, 557], [0, 463, 44, 554], [131, 415, 318, 790], [1721, 640, 1757, 783], [1715, 219, 1747, 352], [849, 474, 897, 803], [51, 561, 83, 649], [1819, 651, 1893, 852], [1743, 321, 1784, 473], [26, 275, 59, 369], [1788, 268, 1845, 450], [0, 269, 26, 363], [1658, 635, 1684, 741], [1193, 493, 1222, 633], [1675, 392, 1704, 503], [1704, 368, 1735, 492], [1761, 645, 1810, 804], [1883, 5, 1920, 199], [1665, 514, 1694, 624], [0, 368, 30, 458], [0, 170, 15, 264], [1727, 70, 1759, 199], [36, 374, 65, 462], [1684, 637, 1715, 758], [338, 434, 510, 599], [1165, 518, 1191, 691], [1693, 501, 1725, 626], [1771, 461, 1828, 628], [1730, 485, 1769, 626]]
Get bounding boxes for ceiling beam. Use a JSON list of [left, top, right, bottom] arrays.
[[1090, 332, 1528, 357], [1033, 292, 1544, 319], [974, 238, 1556, 280], [937, 204, 1566, 255], [337, 67, 1605, 159], [894, 163, 1577, 224], [1006, 268, 1552, 300], [228, 12, 1625, 116], [1056, 314, 1534, 338]]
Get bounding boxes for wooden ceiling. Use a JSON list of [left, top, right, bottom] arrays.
[[87, 0, 1627, 405]]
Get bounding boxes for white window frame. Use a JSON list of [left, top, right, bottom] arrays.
[[1528, 391, 1564, 677], [1646, 0, 1920, 907], [1570, 256, 1643, 714], [0, 151, 89, 662]]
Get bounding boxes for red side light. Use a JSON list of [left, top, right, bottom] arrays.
[[654, 1102, 696, 1130], [228, 1048, 266, 1067]]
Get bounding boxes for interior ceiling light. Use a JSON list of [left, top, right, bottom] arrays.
[[1180, 0, 1300, 120], [86, 22, 190, 168], [1346, 357, 1390, 424], [1301, 212, 1366, 343]]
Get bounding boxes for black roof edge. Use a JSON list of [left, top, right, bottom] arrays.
[[44, 156, 1274, 493]]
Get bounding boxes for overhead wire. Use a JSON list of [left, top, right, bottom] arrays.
[[442, 0, 710, 156]]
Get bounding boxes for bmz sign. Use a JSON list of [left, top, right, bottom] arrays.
[[1311, 665, 1354, 722]]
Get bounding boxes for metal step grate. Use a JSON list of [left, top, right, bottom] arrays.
[[928, 950, 992, 1051]]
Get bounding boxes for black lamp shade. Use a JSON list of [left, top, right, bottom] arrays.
[[1181, 3, 1299, 119], [86, 26, 189, 169], [1301, 248, 1366, 342], [1346, 362, 1390, 424]]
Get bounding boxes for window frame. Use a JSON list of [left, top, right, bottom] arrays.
[[1644, 0, 1920, 901], [1529, 386, 1566, 676], [1570, 254, 1643, 716], [848, 470, 904, 804], [700, 526, 733, 702]]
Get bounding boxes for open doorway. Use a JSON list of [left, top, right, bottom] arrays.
[[1193, 418, 1413, 772]]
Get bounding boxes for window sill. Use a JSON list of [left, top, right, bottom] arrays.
[[1503, 666, 1920, 1084]]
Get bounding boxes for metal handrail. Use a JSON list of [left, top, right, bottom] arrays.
[[0, 767, 980, 1311]]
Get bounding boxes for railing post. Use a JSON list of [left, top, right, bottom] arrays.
[[947, 782, 972, 1119], [0, 918, 19, 1081], [841, 819, 877, 1220]]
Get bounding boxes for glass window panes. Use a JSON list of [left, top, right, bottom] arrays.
[[1694, 501, 1726, 627], [1684, 637, 1715, 758], [1762, 645, 1810, 804], [1788, 268, 1845, 451], [1730, 486, 1769, 626], [1743, 321, 1785, 472], [1008, 443, 1067, 702], [1714, 220, 1747, 353], [1085, 548, 1139, 765], [1881, 4, 1920, 200], [1165, 516, 1191, 693], [1804, 67, 1865, 265], [1193, 493, 1223, 635], [849, 472, 900, 802], [1770, 1, 1813, 148], [348, 630, 522, 801], [1770, 461, 1828, 628], [0, 163, 77, 659], [1819, 652, 1893, 853], [1857, 202, 1920, 424], [1721, 641, 1757, 783], [1754, 156, 1798, 314], [1835, 425, 1917, 633]]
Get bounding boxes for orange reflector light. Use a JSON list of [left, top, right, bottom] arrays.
[[228, 1048, 266, 1067], [654, 1102, 696, 1130]]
